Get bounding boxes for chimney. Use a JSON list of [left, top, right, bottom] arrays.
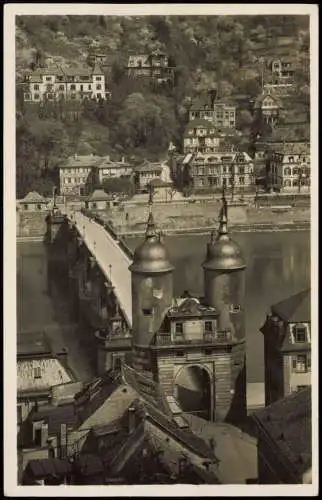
[[128, 406, 136, 435], [56, 347, 69, 365], [74, 153, 78, 160], [121, 156, 125, 163]]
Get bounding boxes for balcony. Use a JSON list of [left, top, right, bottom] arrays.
[[153, 330, 232, 347], [94, 329, 132, 349]]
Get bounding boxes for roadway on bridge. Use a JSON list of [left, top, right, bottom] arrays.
[[71, 211, 133, 327]]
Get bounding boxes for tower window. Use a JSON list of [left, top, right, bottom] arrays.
[[142, 308, 153, 316], [175, 322, 183, 334], [230, 304, 241, 313]]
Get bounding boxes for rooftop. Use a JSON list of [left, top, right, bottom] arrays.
[[17, 331, 52, 358], [167, 297, 218, 318], [252, 387, 312, 477], [20, 191, 47, 203], [62, 154, 101, 168], [271, 288, 311, 323], [87, 189, 110, 201]]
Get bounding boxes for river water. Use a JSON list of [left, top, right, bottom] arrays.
[[17, 230, 310, 384]]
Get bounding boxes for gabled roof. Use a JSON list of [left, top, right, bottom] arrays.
[[88, 189, 110, 201], [21, 191, 46, 203], [185, 118, 217, 130], [271, 288, 311, 323], [252, 387, 311, 477]]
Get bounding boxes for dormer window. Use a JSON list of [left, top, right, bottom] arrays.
[[142, 308, 153, 316], [34, 367, 41, 379], [175, 322, 183, 334], [293, 326, 307, 343], [230, 304, 241, 313]]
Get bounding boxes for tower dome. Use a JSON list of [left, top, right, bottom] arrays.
[[203, 194, 245, 271], [129, 213, 174, 274]]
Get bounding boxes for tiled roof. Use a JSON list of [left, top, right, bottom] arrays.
[[88, 189, 110, 201], [24, 458, 72, 481], [134, 163, 162, 173], [271, 288, 311, 323], [21, 191, 46, 203], [185, 118, 218, 130], [63, 155, 101, 168], [18, 358, 73, 394], [252, 387, 312, 477]]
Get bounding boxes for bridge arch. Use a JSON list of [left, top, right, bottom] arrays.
[[173, 363, 214, 421]]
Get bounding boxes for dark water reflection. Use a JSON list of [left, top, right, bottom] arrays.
[[127, 231, 310, 383], [17, 231, 310, 384]]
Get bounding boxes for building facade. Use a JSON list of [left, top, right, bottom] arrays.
[[267, 144, 310, 193], [183, 119, 221, 155], [254, 91, 282, 128], [252, 387, 312, 484], [93, 156, 133, 185], [189, 93, 236, 130], [260, 288, 311, 407], [21, 64, 110, 103], [127, 50, 175, 84], [59, 154, 101, 196], [133, 163, 163, 190], [213, 101, 236, 129], [183, 151, 254, 192]]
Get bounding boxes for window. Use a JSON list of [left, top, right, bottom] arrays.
[[96, 84, 102, 90], [34, 93, 40, 100], [59, 85, 65, 91], [34, 84, 39, 90], [284, 167, 291, 176], [45, 76, 52, 81], [47, 93, 55, 100], [34, 427, 42, 446], [205, 348, 213, 355], [34, 367, 41, 379], [176, 351, 185, 357], [292, 354, 310, 373], [96, 76, 102, 81], [175, 322, 183, 334], [24, 204, 28, 210], [37, 204, 42, 210], [294, 326, 307, 343], [70, 84, 76, 91], [289, 156, 294, 163], [142, 308, 153, 316], [239, 177, 245, 185], [97, 93, 102, 99], [239, 166, 245, 175], [24, 93, 31, 101], [205, 321, 213, 332], [57, 76, 64, 82], [230, 304, 241, 313], [71, 93, 76, 100]]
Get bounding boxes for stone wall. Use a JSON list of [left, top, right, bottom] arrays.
[[16, 210, 48, 238]]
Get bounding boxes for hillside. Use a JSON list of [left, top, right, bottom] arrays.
[[16, 15, 310, 197]]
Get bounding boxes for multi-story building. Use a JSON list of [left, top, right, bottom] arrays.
[[182, 151, 254, 192], [269, 57, 297, 85], [260, 288, 311, 407], [133, 162, 163, 191], [127, 50, 175, 84], [213, 100, 236, 129], [59, 154, 101, 196], [252, 387, 312, 484], [189, 92, 236, 130], [183, 119, 221, 155], [266, 143, 310, 193], [21, 64, 110, 103], [254, 90, 282, 128], [93, 156, 133, 185], [17, 331, 74, 432]]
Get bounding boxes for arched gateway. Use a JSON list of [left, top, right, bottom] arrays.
[[174, 364, 213, 421]]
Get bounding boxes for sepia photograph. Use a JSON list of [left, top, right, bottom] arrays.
[[4, 3, 318, 496]]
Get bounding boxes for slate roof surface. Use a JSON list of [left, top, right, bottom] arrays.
[[24, 458, 72, 480], [18, 358, 73, 394], [271, 288, 311, 323], [252, 387, 312, 476]]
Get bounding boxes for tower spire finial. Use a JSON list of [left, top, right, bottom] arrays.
[[146, 184, 156, 238], [218, 184, 229, 238]]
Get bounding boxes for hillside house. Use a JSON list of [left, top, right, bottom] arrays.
[[59, 154, 101, 196], [21, 64, 110, 103], [266, 143, 310, 193], [127, 50, 175, 84], [183, 119, 221, 155]]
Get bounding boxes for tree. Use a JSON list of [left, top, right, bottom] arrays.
[[102, 176, 135, 196]]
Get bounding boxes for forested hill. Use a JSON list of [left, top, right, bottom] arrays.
[[16, 15, 310, 197]]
